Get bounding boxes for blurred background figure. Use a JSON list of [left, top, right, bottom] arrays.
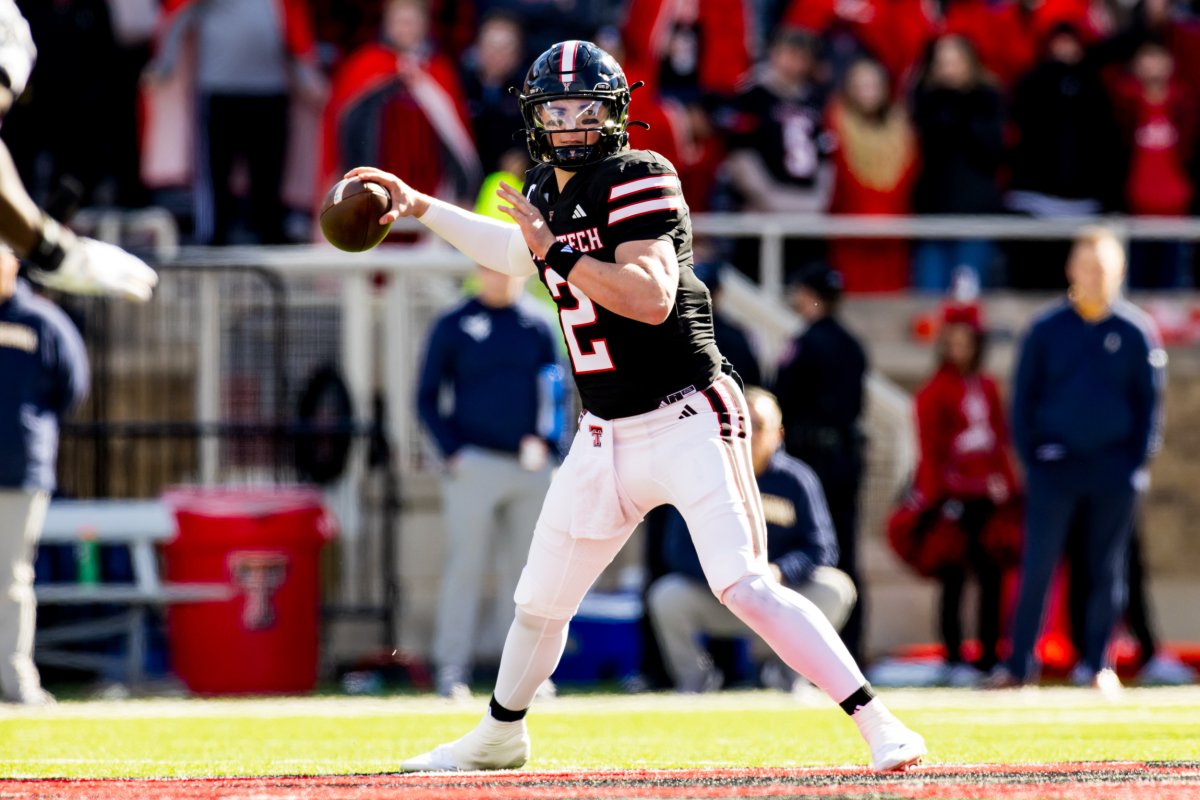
[[321, 0, 479, 217], [910, 34, 1004, 292], [774, 264, 868, 661], [478, 0, 619, 64], [939, 0, 1105, 92], [692, 259, 762, 388], [824, 57, 919, 294], [1004, 21, 1121, 290], [3, 0, 148, 209], [717, 27, 830, 282], [647, 387, 855, 694], [780, 0, 934, 90], [910, 303, 1019, 686], [460, 11, 526, 177], [1068, 518, 1197, 686], [998, 228, 1165, 693], [0, 249, 89, 705], [416, 265, 566, 699], [144, 0, 327, 244], [1109, 40, 1196, 289], [621, 0, 752, 103]]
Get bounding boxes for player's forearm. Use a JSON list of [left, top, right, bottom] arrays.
[[0, 140, 47, 256], [418, 198, 536, 277], [567, 255, 675, 325]]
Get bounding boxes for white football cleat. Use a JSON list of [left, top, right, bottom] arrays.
[[399, 714, 530, 772], [27, 228, 159, 303], [853, 700, 927, 772]]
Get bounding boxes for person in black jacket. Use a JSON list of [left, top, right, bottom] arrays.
[[0, 248, 89, 704], [1005, 22, 1123, 289], [775, 264, 868, 661], [911, 34, 1005, 292]]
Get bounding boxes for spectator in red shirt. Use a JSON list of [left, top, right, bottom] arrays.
[[622, 0, 753, 101], [320, 0, 480, 215], [941, 0, 1107, 91], [911, 303, 1018, 684], [825, 57, 919, 293], [1110, 40, 1197, 287], [782, 0, 935, 89]]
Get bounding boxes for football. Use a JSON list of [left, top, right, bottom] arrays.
[[319, 178, 393, 252]]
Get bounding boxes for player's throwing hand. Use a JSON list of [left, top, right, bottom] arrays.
[[497, 181, 554, 260], [343, 166, 430, 224]]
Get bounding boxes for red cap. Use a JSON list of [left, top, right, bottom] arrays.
[[942, 303, 984, 332]]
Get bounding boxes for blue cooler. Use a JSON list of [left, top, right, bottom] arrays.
[[553, 591, 642, 684]]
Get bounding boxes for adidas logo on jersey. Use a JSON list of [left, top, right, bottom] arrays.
[[572, 205, 587, 219], [677, 404, 698, 419]]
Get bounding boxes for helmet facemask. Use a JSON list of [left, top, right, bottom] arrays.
[[527, 96, 624, 169]]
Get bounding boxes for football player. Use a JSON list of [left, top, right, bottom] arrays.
[[347, 40, 926, 773], [0, 0, 156, 302]]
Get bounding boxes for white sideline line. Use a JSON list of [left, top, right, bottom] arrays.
[[0, 687, 1197, 721]]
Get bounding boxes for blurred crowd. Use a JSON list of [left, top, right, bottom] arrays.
[[7, 0, 1200, 291]]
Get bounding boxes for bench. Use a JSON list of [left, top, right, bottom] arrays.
[[35, 500, 232, 687]]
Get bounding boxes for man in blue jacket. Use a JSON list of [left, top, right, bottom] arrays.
[[648, 386, 857, 693], [417, 265, 568, 699], [0, 248, 88, 704], [996, 226, 1164, 692]]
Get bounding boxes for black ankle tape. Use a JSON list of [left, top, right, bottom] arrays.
[[489, 695, 528, 722], [839, 683, 876, 716]]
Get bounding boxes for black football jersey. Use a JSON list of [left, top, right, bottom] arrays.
[[722, 82, 828, 189], [524, 149, 724, 420]]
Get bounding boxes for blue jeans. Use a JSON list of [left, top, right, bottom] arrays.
[[912, 239, 997, 293]]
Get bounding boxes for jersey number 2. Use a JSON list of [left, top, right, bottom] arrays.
[[544, 267, 615, 374]]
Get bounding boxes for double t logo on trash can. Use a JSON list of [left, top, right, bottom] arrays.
[[229, 552, 289, 630]]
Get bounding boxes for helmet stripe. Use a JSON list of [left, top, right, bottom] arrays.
[[559, 40, 579, 88]]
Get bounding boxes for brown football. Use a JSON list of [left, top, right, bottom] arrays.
[[319, 178, 393, 252]]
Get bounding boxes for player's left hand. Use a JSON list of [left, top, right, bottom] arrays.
[[497, 181, 555, 259], [27, 234, 159, 303]]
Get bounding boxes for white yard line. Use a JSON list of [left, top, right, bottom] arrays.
[[0, 687, 1197, 721]]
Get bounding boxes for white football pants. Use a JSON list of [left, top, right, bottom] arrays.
[[494, 374, 868, 710]]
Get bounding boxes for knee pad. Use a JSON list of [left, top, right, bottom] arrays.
[[513, 607, 568, 637], [720, 574, 774, 615]]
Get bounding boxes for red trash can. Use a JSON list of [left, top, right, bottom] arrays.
[[162, 486, 336, 694]]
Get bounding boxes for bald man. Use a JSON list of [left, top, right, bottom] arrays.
[[996, 227, 1165, 693]]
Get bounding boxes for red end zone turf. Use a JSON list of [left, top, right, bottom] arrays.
[[5, 762, 1198, 800]]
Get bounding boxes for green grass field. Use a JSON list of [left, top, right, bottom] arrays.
[[2, 687, 1198, 779]]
